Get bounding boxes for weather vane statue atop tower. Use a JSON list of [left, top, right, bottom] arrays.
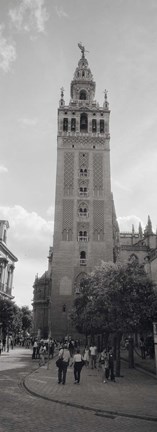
[[78, 42, 89, 58]]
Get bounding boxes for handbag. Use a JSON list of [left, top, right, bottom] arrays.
[[56, 349, 64, 368], [56, 357, 63, 368]]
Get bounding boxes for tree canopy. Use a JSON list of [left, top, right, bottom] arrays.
[[0, 299, 32, 337], [71, 261, 157, 338]]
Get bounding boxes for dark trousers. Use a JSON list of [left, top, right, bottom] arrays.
[[91, 355, 96, 368], [109, 365, 115, 381], [74, 363, 82, 383], [58, 362, 68, 384]]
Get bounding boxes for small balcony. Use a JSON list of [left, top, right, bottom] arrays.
[[80, 259, 87, 266], [78, 212, 89, 218], [78, 236, 88, 242], [79, 191, 88, 197]]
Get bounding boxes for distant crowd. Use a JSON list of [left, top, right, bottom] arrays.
[[31, 336, 116, 385]]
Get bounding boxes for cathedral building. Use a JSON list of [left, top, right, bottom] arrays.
[[32, 46, 157, 339]]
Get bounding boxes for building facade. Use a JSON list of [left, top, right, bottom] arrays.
[[32, 47, 157, 339], [0, 220, 18, 300]]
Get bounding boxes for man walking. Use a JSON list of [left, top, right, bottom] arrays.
[[57, 343, 70, 385]]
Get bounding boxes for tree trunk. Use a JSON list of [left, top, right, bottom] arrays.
[[113, 335, 117, 360], [115, 333, 121, 377], [128, 337, 134, 368]]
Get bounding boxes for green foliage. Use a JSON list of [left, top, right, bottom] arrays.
[[71, 262, 157, 338], [21, 306, 32, 334], [0, 298, 15, 335], [0, 299, 32, 336]]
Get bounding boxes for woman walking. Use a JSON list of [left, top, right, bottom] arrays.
[[83, 345, 89, 367]]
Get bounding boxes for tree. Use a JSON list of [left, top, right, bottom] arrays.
[[0, 298, 15, 336], [71, 261, 157, 376], [21, 306, 32, 335]]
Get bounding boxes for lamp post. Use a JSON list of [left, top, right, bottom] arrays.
[[153, 322, 157, 375], [0, 322, 2, 340]]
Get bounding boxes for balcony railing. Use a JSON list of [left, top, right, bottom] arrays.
[[79, 191, 88, 197], [78, 236, 88, 242], [80, 259, 87, 266], [78, 212, 89, 218], [79, 171, 89, 178]]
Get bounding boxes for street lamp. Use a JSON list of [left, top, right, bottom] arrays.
[[153, 322, 157, 375]]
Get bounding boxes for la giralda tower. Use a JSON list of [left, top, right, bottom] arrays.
[[51, 44, 115, 337]]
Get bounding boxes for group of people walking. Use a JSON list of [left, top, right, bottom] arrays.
[[56, 342, 116, 385]]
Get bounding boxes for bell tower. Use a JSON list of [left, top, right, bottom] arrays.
[[51, 44, 114, 337]]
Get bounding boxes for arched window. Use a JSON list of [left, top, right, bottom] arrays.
[[80, 251, 86, 266], [71, 118, 76, 131], [78, 202, 88, 217], [80, 90, 86, 100], [100, 119, 104, 133], [92, 119, 97, 132], [79, 184, 87, 196], [63, 118, 68, 131], [78, 231, 88, 241], [80, 113, 88, 132]]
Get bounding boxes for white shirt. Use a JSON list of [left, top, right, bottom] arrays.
[[90, 346, 97, 355], [73, 353, 82, 363]]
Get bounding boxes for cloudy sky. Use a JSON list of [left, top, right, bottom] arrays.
[[0, 0, 157, 307]]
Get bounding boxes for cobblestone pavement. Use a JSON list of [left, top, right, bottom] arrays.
[[25, 352, 157, 420], [0, 348, 157, 432]]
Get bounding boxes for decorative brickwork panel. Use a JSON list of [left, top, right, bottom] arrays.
[[63, 137, 104, 147], [63, 200, 74, 230], [79, 152, 89, 168], [93, 200, 104, 232], [93, 154, 103, 189], [64, 153, 74, 189]]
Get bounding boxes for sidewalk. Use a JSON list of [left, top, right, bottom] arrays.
[[121, 347, 156, 375], [24, 356, 157, 422]]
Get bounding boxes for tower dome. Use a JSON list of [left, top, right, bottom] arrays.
[[70, 44, 96, 102]]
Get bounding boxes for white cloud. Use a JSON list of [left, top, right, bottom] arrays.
[[18, 117, 39, 126], [118, 215, 144, 232], [0, 205, 53, 259], [0, 165, 8, 173], [54, 5, 69, 19], [9, 0, 49, 34], [0, 24, 16, 73]]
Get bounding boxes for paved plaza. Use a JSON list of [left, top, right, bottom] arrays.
[[25, 351, 157, 422], [0, 348, 157, 432]]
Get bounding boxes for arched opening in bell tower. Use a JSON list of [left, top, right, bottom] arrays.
[[80, 113, 88, 132], [79, 90, 86, 100]]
